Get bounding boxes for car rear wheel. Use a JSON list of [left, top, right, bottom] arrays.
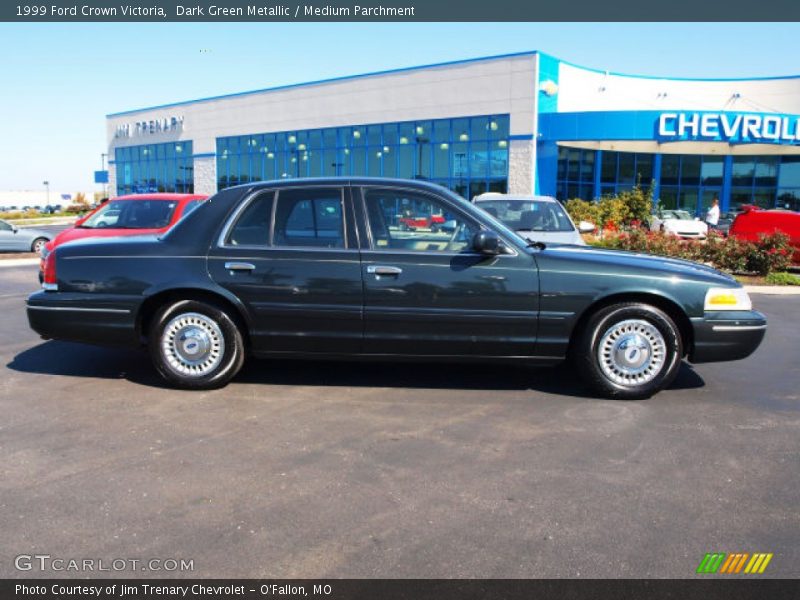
[[148, 299, 245, 390], [31, 238, 48, 254], [574, 302, 683, 400]]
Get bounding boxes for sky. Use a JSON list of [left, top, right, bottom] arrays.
[[2, 22, 800, 192]]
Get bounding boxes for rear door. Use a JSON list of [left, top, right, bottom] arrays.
[[355, 185, 540, 357], [207, 185, 363, 354]]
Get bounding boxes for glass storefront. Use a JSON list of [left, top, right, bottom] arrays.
[[216, 115, 510, 201], [556, 148, 800, 214], [114, 141, 194, 195]]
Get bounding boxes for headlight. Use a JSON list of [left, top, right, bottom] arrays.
[[704, 287, 752, 311], [40, 246, 49, 259]]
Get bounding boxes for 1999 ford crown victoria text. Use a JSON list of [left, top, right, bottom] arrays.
[[27, 178, 766, 399]]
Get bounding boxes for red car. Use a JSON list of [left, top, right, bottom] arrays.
[[398, 214, 446, 231], [41, 193, 207, 278], [729, 205, 800, 264]]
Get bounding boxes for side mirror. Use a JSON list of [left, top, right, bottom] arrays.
[[11, 225, 18, 233], [473, 230, 501, 255], [578, 220, 595, 234]]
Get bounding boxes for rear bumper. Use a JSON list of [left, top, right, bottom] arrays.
[[689, 310, 767, 364], [27, 291, 141, 347]]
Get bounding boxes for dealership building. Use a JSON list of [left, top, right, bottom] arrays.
[[106, 51, 800, 215]]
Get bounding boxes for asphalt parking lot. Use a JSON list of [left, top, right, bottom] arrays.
[[1, 263, 798, 579]]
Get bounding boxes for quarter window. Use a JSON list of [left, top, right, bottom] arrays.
[[363, 189, 477, 253], [226, 191, 275, 246]]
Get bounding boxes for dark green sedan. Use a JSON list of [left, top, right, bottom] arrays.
[[27, 178, 766, 399]]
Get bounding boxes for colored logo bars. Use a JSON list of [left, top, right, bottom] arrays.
[[696, 552, 773, 574]]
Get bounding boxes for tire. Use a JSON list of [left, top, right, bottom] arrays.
[[31, 238, 48, 254], [148, 299, 245, 390], [574, 302, 683, 400]]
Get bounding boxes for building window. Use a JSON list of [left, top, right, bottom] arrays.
[[216, 115, 509, 200], [556, 147, 595, 201], [729, 156, 779, 210], [114, 141, 193, 196]]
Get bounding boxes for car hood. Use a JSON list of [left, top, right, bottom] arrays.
[[663, 219, 707, 231], [46, 226, 166, 251], [536, 243, 736, 285]]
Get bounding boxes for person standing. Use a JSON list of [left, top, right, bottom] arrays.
[[705, 197, 720, 230]]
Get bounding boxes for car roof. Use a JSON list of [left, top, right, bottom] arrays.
[[111, 193, 207, 202], [221, 177, 462, 195]]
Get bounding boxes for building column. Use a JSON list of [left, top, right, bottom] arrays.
[[107, 163, 117, 197], [193, 155, 217, 196], [508, 138, 535, 195], [534, 140, 559, 197], [721, 155, 733, 212], [593, 150, 602, 200]]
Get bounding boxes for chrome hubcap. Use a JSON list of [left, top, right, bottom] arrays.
[[161, 312, 224, 377], [598, 319, 666, 387]]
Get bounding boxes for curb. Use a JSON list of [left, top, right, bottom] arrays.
[[0, 258, 40, 267], [743, 285, 800, 296]]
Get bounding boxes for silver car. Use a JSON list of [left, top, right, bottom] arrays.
[[473, 193, 594, 245], [0, 219, 52, 254]]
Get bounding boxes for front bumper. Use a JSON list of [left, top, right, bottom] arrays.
[[689, 310, 767, 364], [27, 290, 140, 347]]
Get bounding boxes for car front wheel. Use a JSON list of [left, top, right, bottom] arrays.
[[148, 299, 245, 390], [574, 302, 683, 400]]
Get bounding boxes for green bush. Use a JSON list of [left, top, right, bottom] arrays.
[[764, 271, 800, 286], [564, 182, 654, 230], [564, 198, 602, 228], [591, 230, 793, 276]]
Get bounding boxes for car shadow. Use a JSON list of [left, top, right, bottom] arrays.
[[8, 340, 705, 399]]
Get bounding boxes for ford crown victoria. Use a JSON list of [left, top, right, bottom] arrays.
[[27, 178, 766, 399]]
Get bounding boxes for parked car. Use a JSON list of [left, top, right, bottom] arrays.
[[40, 193, 207, 280], [715, 211, 740, 236], [729, 205, 800, 265], [28, 178, 766, 399], [0, 219, 51, 253], [473, 193, 594, 245], [649, 209, 709, 239]]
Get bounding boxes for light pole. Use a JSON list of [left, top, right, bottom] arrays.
[[42, 180, 50, 206]]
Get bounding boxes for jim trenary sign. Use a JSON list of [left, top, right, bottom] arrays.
[[657, 111, 800, 144]]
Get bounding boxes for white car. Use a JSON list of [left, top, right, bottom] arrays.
[[649, 209, 708, 239], [473, 193, 594, 246]]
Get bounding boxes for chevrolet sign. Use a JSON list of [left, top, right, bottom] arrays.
[[657, 112, 800, 144]]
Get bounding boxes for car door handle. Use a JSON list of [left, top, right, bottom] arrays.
[[367, 265, 402, 276], [224, 261, 256, 272]]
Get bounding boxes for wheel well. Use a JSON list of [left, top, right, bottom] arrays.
[[567, 293, 693, 358], [137, 289, 250, 348]]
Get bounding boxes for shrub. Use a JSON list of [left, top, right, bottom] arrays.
[[746, 232, 793, 276], [589, 230, 793, 276], [765, 271, 800, 286], [564, 182, 654, 231], [564, 198, 601, 227]]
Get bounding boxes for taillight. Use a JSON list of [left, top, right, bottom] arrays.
[[42, 251, 58, 291]]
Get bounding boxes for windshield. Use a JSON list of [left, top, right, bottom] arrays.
[[476, 200, 575, 232], [661, 210, 693, 221], [80, 199, 179, 229]]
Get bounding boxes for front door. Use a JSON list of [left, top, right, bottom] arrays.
[[208, 186, 363, 354], [356, 186, 539, 357], [0, 220, 25, 251]]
